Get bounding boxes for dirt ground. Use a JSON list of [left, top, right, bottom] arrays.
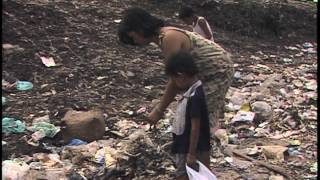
[[2, 0, 317, 179]]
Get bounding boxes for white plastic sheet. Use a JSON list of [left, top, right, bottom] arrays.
[[186, 160, 217, 180]]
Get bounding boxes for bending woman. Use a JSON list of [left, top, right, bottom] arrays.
[[118, 7, 234, 139]]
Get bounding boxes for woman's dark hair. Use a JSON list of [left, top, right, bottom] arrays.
[[118, 7, 164, 45], [165, 51, 198, 77], [178, 6, 194, 19]]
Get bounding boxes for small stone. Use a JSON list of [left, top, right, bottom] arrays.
[[126, 71, 135, 77], [251, 101, 273, 123]]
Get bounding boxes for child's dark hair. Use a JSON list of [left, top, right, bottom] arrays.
[[178, 6, 194, 19], [118, 7, 164, 45], [165, 51, 198, 77]]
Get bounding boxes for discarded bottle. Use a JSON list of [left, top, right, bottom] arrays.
[[16, 81, 33, 91]]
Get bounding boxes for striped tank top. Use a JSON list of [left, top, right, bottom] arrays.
[[159, 27, 233, 80]]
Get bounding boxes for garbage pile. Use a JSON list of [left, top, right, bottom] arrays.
[[1, 0, 317, 178], [207, 42, 317, 179]]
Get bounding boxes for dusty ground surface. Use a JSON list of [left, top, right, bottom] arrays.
[[2, 0, 317, 179]]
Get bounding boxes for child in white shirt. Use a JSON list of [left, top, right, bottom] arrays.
[[178, 6, 214, 41]]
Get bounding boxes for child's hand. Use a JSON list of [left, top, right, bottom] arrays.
[[147, 105, 163, 125], [186, 153, 198, 170]]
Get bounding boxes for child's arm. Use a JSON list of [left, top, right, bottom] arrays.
[[148, 78, 178, 124], [148, 30, 191, 124], [187, 117, 200, 167], [198, 19, 212, 40]]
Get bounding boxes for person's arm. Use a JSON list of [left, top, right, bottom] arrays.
[[148, 79, 178, 125], [148, 31, 187, 124], [187, 117, 200, 167], [157, 32, 184, 109], [156, 78, 178, 113], [186, 94, 202, 169], [198, 18, 212, 40]]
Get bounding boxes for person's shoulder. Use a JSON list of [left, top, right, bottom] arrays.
[[163, 27, 186, 36], [161, 27, 189, 44]]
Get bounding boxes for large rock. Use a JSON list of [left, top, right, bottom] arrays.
[[251, 101, 273, 123], [61, 109, 105, 143]]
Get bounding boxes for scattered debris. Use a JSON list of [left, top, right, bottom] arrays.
[[28, 129, 47, 146], [66, 139, 88, 146], [2, 96, 6, 106], [2, 43, 24, 54], [214, 129, 228, 146], [2, 160, 30, 180], [261, 145, 288, 162], [302, 42, 313, 48], [251, 101, 272, 123], [246, 146, 262, 156], [2, 117, 26, 134], [288, 139, 301, 146], [28, 122, 60, 138], [231, 111, 255, 123], [114, 19, 121, 23], [1, 0, 317, 179], [269, 175, 285, 180], [269, 130, 301, 140], [310, 162, 317, 173], [37, 54, 57, 67], [16, 81, 33, 91], [136, 107, 147, 114], [32, 115, 50, 124]]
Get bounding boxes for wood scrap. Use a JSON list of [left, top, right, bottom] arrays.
[[232, 149, 295, 180]]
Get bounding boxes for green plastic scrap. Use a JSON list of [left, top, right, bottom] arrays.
[[2, 117, 26, 134], [28, 122, 60, 138], [16, 81, 33, 91]]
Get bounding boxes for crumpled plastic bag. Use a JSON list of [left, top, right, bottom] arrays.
[[186, 160, 217, 180], [231, 111, 255, 123], [2, 160, 30, 180], [214, 129, 228, 146], [28, 122, 60, 138], [33, 153, 63, 168], [2, 117, 26, 134], [66, 139, 88, 146]]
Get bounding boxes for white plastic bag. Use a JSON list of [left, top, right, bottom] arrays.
[[186, 160, 217, 180], [2, 160, 30, 180]]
